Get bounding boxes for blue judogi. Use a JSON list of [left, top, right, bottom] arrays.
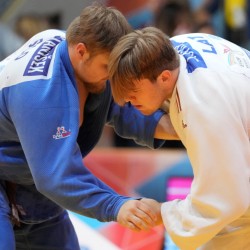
[[0, 29, 164, 249]]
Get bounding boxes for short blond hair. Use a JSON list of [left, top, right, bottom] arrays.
[[66, 4, 132, 55], [109, 26, 179, 105]]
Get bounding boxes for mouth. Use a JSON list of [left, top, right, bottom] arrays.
[[133, 105, 153, 115], [133, 105, 143, 110]]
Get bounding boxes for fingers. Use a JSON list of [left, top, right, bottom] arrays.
[[117, 201, 151, 231], [129, 210, 154, 231], [124, 215, 150, 232], [117, 199, 162, 232], [140, 198, 163, 225], [126, 221, 141, 232], [135, 201, 157, 227]]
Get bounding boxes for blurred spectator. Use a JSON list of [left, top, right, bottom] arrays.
[[194, 20, 215, 34], [153, 0, 218, 37], [0, 23, 24, 60], [15, 12, 62, 41], [154, 0, 194, 37], [15, 14, 50, 41], [46, 12, 62, 30], [192, 0, 216, 34], [192, 0, 225, 37]]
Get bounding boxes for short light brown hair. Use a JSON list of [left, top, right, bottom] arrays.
[[109, 26, 180, 105], [66, 4, 132, 55]]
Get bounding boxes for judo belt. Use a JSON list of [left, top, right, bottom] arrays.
[[5, 181, 21, 227]]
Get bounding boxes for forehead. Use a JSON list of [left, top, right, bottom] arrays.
[[131, 78, 152, 91], [121, 79, 151, 98]]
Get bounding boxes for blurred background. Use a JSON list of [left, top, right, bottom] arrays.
[[1, 0, 249, 62], [1, 0, 249, 249]]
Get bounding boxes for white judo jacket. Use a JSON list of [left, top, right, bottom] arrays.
[[161, 33, 250, 250]]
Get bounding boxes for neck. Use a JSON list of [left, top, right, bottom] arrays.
[[76, 79, 88, 127]]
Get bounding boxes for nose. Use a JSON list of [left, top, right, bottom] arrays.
[[124, 95, 135, 103], [124, 97, 131, 103]]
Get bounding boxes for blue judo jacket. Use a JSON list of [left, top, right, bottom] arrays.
[[0, 29, 165, 222]]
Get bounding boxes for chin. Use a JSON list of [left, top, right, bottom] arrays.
[[140, 110, 155, 116], [89, 85, 106, 94]]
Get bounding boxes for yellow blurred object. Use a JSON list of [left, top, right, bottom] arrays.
[[224, 0, 247, 29]]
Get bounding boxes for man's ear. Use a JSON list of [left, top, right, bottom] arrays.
[[75, 43, 89, 59], [160, 70, 171, 82]]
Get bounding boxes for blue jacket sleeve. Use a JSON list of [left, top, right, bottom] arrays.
[[5, 79, 131, 222], [107, 100, 166, 149]]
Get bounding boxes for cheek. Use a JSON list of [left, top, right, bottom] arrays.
[[147, 92, 162, 108], [91, 67, 108, 80], [80, 68, 97, 82], [146, 90, 157, 103], [99, 67, 108, 78]]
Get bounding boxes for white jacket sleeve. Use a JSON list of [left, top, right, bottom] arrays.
[[161, 69, 250, 249]]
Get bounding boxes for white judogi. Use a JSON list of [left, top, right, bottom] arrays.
[[161, 33, 250, 249]]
